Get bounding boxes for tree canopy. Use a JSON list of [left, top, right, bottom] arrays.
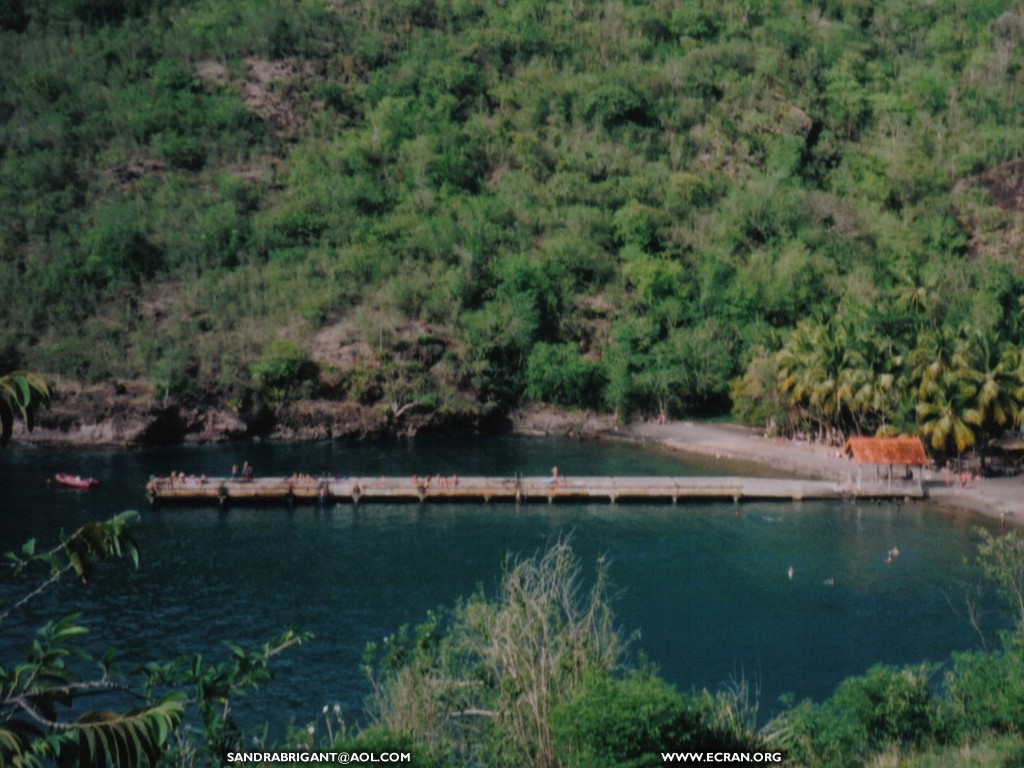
[[2, 0, 1024, 451]]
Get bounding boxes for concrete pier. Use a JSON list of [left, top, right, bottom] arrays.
[[145, 475, 924, 507]]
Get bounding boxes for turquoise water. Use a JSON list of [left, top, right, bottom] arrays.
[[0, 436, 1006, 735]]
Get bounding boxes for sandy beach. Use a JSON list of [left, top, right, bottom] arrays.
[[623, 419, 1023, 529]]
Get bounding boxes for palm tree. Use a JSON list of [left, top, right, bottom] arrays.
[[0, 370, 50, 445], [776, 321, 823, 436], [895, 275, 939, 322], [916, 374, 981, 456], [960, 330, 1021, 438], [909, 325, 963, 398], [847, 369, 882, 433], [777, 318, 860, 440]]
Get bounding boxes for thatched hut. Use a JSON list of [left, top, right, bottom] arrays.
[[842, 436, 929, 489]]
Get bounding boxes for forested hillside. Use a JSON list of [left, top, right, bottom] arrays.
[[3, 0, 1024, 446]]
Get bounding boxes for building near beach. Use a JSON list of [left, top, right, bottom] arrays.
[[842, 436, 929, 489]]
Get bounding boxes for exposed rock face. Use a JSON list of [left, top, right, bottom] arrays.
[[11, 379, 251, 446], [509, 406, 617, 439], [178, 406, 249, 445], [270, 400, 389, 441], [17, 380, 160, 446], [12, 380, 493, 446]]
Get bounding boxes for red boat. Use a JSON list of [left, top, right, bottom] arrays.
[[55, 473, 99, 489]]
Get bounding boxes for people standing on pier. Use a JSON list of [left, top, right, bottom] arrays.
[[231, 464, 239, 481]]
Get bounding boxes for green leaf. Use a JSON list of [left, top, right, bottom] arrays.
[[223, 641, 245, 659]]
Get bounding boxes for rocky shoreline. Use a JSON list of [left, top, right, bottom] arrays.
[[13, 381, 1023, 528], [12, 380, 618, 447]]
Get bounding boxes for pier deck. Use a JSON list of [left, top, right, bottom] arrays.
[[146, 475, 924, 507]]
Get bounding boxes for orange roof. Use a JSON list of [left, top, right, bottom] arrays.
[[842, 436, 929, 466]]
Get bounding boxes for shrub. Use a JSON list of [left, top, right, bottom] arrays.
[[81, 204, 163, 288], [939, 650, 1024, 741], [830, 664, 939, 752], [669, 4, 721, 41], [768, 697, 861, 768], [365, 540, 623, 768], [250, 340, 314, 393], [525, 342, 605, 409], [551, 673, 712, 767], [581, 83, 655, 130]]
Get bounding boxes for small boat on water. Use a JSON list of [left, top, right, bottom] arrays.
[[55, 473, 99, 489]]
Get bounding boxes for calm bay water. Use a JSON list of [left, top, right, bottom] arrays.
[[0, 436, 1006, 736]]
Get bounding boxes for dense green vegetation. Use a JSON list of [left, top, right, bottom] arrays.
[[3, 0, 1024, 448]]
